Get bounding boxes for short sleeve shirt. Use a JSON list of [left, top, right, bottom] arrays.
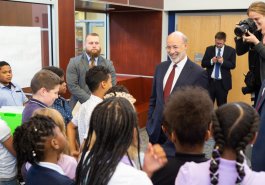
[[0, 119, 17, 179], [0, 82, 28, 107], [72, 95, 102, 143]]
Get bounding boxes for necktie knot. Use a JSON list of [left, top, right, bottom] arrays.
[[217, 48, 221, 57], [90, 57, 95, 68]]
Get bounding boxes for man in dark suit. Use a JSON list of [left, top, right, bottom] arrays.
[[201, 32, 236, 106], [146, 31, 209, 156], [66, 33, 116, 109], [252, 79, 265, 172]]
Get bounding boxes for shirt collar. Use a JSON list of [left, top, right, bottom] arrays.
[[0, 82, 15, 89], [170, 55, 187, 69], [216, 45, 225, 51], [90, 94, 103, 102], [38, 162, 65, 175], [175, 152, 206, 159], [85, 53, 98, 63], [29, 98, 48, 108]]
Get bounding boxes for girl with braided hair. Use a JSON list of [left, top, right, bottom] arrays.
[[76, 97, 167, 185], [21, 108, 78, 180], [176, 102, 265, 185], [104, 85, 138, 166], [13, 115, 74, 185]]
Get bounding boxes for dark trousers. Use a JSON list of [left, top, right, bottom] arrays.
[[209, 79, 228, 107], [149, 128, 176, 157], [149, 128, 167, 145]]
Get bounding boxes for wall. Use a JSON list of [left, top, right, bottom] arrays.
[[109, 10, 163, 127], [164, 0, 255, 11], [0, 1, 49, 67], [58, 0, 75, 74], [176, 13, 251, 104], [109, 11, 162, 76]]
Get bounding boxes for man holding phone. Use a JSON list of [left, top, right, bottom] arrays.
[[201, 32, 236, 106]]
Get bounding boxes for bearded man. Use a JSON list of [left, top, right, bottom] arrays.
[[66, 33, 116, 108], [146, 31, 209, 157]]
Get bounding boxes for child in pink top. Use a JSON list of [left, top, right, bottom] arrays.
[[176, 102, 265, 185]]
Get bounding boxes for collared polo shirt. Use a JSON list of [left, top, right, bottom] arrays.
[[22, 98, 47, 123], [0, 82, 28, 107]]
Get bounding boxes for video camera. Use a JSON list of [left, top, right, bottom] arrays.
[[234, 18, 257, 37]]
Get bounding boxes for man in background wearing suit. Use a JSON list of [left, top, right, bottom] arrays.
[[66, 33, 116, 109], [146, 31, 209, 156], [201, 31, 236, 106]]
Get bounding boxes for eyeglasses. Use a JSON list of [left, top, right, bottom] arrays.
[[165, 45, 179, 51]]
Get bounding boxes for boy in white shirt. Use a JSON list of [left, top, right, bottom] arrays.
[[67, 66, 112, 156]]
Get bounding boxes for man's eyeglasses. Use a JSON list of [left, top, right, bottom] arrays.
[[165, 45, 179, 51]]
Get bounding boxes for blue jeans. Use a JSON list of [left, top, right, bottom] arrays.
[[0, 179, 19, 185]]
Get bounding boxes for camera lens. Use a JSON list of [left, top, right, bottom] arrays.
[[234, 25, 248, 37], [234, 18, 257, 37]]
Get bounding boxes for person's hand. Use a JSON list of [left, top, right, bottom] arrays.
[[243, 31, 260, 45], [217, 56, 223, 64], [70, 149, 80, 160], [143, 143, 168, 177], [211, 56, 218, 63]]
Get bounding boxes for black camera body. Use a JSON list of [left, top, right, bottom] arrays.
[[242, 70, 256, 95], [234, 18, 257, 37], [242, 86, 255, 95]]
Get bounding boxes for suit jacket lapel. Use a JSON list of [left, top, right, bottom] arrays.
[[173, 59, 193, 90], [97, 56, 103, 65], [222, 45, 228, 59], [159, 61, 171, 99], [256, 86, 265, 111], [81, 52, 90, 71]]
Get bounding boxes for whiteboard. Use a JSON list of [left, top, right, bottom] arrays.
[[0, 26, 42, 88]]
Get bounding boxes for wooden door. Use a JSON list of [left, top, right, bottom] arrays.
[[177, 14, 251, 104]]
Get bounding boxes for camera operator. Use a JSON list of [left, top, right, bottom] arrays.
[[235, 1, 265, 105], [236, 1, 265, 173]]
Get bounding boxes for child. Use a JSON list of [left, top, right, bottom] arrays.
[[104, 84, 136, 105], [32, 108, 77, 179], [175, 102, 265, 185], [76, 97, 167, 185], [0, 61, 28, 107], [0, 119, 18, 185], [67, 66, 112, 156], [22, 69, 61, 123], [13, 115, 74, 185], [103, 85, 138, 166], [42, 66, 73, 126], [151, 86, 213, 185]]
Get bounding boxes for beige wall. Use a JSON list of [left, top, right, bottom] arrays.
[[177, 13, 251, 104]]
